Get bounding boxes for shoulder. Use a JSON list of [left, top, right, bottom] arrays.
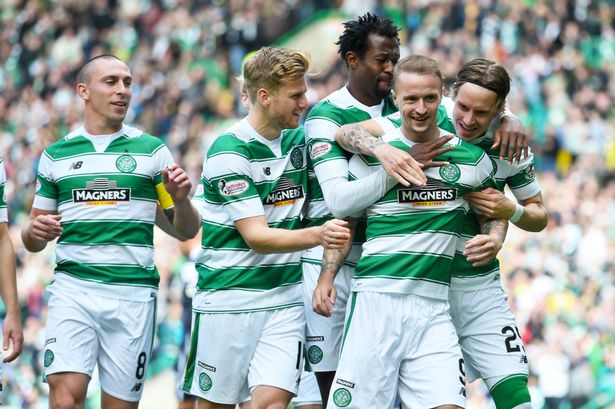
[[447, 136, 489, 165], [208, 132, 250, 158]]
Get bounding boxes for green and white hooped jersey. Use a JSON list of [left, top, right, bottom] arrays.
[[192, 118, 307, 313], [0, 156, 7, 222], [451, 130, 541, 287], [303, 86, 398, 268], [32, 124, 175, 301], [349, 128, 496, 300]]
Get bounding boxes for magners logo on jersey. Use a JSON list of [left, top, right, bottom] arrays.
[[397, 178, 456, 207], [263, 177, 304, 207], [73, 178, 131, 206]]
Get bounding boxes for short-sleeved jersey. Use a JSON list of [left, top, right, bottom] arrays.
[[0, 156, 7, 222], [192, 118, 307, 313], [348, 128, 496, 300], [32, 124, 174, 300], [303, 87, 398, 268]]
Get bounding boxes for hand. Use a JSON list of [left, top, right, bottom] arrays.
[[30, 214, 63, 242], [3, 311, 23, 362], [162, 164, 193, 202], [373, 143, 426, 187], [492, 116, 529, 164], [312, 275, 337, 317], [410, 134, 455, 168], [465, 188, 515, 219], [463, 233, 503, 267], [319, 219, 350, 249]]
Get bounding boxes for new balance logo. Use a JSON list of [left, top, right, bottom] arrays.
[[458, 387, 466, 397], [69, 161, 84, 170], [263, 167, 271, 176], [130, 383, 143, 392], [520, 355, 528, 364]]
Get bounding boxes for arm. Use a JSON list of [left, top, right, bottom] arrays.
[[155, 164, 201, 240], [312, 219, 358, 317], [336, 122, 454, 182], [464, 216, 508, 267], [0, 223, 23, 362], [21, 208, 63, 252], [465, 189, 548, 232], [234, 216, 350, 254]]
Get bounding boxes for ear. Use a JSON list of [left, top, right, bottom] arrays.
[[346, 52, 360, 69], [76, 83, 89, 101], [256, 88, 270, 107], [392, 88, 398, 108]]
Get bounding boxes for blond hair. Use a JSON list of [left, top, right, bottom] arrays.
[[243, 47, 310, 102]]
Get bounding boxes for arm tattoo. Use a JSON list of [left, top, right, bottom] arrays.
[[320, 247, 347, 278], [338, 125, 383, 155], [480, 217, 508, 241]]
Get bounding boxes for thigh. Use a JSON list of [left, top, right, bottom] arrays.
[[302, 263, 352, 372], [44, 290, 98, 379], [248, 306, 306, 396], [182, 312, 260, 404], [328, 292, 399, 409], [399, 301, 466, 409], [97, 297, 157, 402], [450, 288, 529, 387]]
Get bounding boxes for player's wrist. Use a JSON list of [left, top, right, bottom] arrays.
[[508, 203, 524, 223]]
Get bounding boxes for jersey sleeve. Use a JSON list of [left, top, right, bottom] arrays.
[[505, 147, 541, 201], [32, 151, 59, 211], [471, 152, 497, 192], [203, 136, 265, 222], [375, 113, 401, 134], [0, 159, 7, 222], [152, 144, 176, 210]]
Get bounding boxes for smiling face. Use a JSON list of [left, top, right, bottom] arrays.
[[393, 71, 442, 142], [78, 57, 132, 134], [452, 82, 501, 141], [265, 76, 308, 130]]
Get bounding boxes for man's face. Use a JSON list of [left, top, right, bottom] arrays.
[[452, 82, 500, 141], [394, 71, 442, 141], [81, 58, 132, 128], [266, 76, 308, 130], [353, 34, 400, 100]]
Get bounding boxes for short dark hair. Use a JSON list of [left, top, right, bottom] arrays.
[[393, 55, 443, 87], [450, 59, 510, 106], [77, 54, 123, 84], [336, 12, 400, 63]]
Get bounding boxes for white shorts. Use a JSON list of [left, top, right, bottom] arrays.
[[44, 288, 157, 402], [449, 286, 529, 388], [182, 306, 305, 404], [329, 292, 466, 409], [293, 369, 322, 406], [302, 262, 352, 372]]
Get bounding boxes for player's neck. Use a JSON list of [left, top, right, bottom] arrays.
[[346, 81, 382, 107], [401, 126, 440, 144], [83, 116, 123, 136], [246, 111, 281, 141]]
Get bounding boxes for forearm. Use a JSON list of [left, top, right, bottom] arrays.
[[248, 226, 321, 254], [511, 202, 548, 232], [320, 170, 397, 218], [320, 220, 356, 277], [0, 230, 19, 315], [335, 123, 385, 155], [20, 223, 47, 252], [171, 199, 201, 240], [479, 216, 508, 245]]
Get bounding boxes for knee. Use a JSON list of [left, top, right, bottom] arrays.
[[50, 394, 83, 409], [262, 404, 288, 409]]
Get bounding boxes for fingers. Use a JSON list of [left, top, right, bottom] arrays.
[[312, 286, 335, 317], [322, 220, 351, 249], [432, 134, 454, 148], [491, 130, 501, 150], [507, 135, 516, 164], [464, 236, 496, 267], [2, 329, 23, 363], [32, 214, 63, 241]]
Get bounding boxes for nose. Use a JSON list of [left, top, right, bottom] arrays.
[[383, 59, 394, 74], [298, 94, 308, 110], [415, 99, 427, 114]]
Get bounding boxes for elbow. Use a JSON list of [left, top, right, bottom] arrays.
[[323, 196, 351, 219], [242, 237, 273, 254]]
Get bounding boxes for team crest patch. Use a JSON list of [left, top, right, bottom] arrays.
[[115, 155, 137, 173], [307, 345, 324, 364], [439, 163, 461, 183], [198, 372, 213, 391], [310, 141, 332, 160], [218, 179, 249, 197], [290, 147, 304, 169], [332, 388, 352, 407], [44, 349, 54, 367]]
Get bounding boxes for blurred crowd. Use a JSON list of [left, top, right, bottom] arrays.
[[0, 0, 614, 408]]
